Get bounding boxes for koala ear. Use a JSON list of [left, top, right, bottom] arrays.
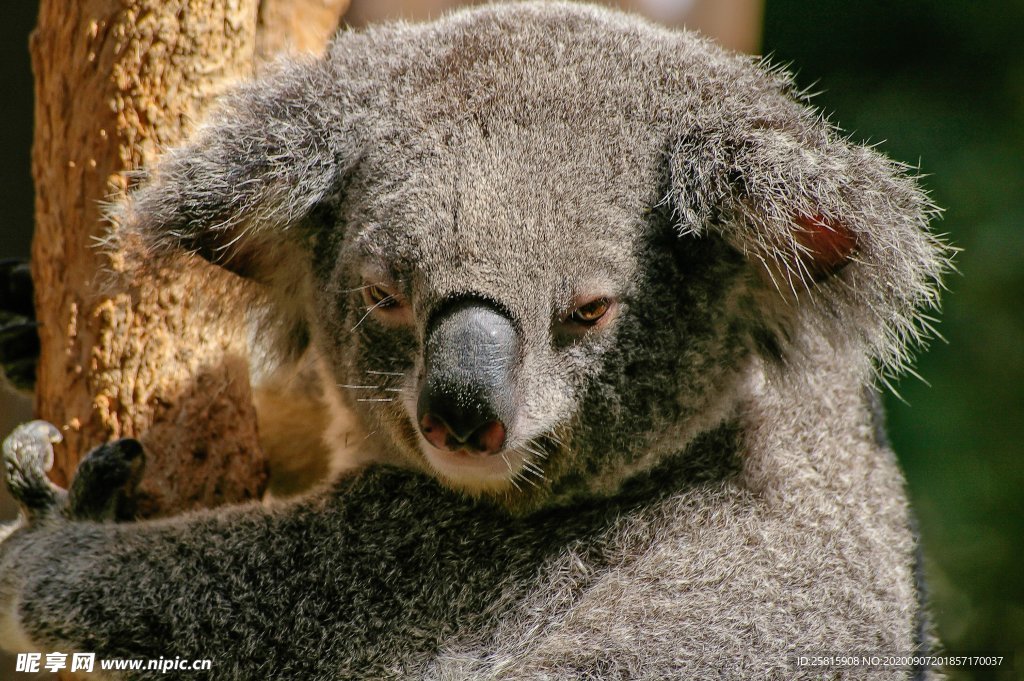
[[117, 59, 356, 284], [667, 71, 952, 378]]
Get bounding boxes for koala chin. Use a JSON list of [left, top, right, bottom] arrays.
[[1, 2, 951, 678]]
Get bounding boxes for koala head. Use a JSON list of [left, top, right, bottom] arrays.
[[123, 3, 948, 510]]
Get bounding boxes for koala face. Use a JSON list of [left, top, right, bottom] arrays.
[[306, 120, 754, 506], [127, 2, 946, 511]]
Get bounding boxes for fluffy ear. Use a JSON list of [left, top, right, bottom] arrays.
[[117, 58, 357, 284], [667, 64, 952, 379]]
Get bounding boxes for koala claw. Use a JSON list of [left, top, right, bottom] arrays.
[[2, 420, 66, 519], [68, 438, 145, 521]]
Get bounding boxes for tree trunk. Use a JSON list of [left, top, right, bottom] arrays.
[[30, 0, 348, 517]]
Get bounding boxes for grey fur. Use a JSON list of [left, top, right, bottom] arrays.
[[2, 2, 950, 679]]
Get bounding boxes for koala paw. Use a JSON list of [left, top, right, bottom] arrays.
[[0, 259, 37, 393], [68, 438, 145, 521], [2, 420, 66, 519], [3, 423, 147, 523]]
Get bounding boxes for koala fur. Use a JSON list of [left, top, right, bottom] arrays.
[[1, 2, 950, 679]]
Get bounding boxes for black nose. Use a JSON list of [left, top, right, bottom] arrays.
[[419, 407, 506, 455], [416, 301, 517, 455]]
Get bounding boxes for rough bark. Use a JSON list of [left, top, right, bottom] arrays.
[[30, 0, 347, 517]]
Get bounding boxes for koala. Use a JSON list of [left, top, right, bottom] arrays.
[[1, 2, 950, 679]]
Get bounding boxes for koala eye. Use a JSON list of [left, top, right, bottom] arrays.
[[562, 295, 617, 333], [364, 283, 400, 309], [571, 298, 611, 325], [360, 282, 411, 326]]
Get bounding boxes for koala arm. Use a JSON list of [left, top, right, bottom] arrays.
[[0, 424, 299, 660], [0, 422, 527, 677], [2, 496, 312, 661]]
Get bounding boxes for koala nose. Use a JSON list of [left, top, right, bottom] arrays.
[[417, 301, 517, 455], [419, 410, 506, 455]]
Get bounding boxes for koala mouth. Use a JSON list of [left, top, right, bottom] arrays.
[[403, 392, 552, 493], [418, 439, 530, 490]]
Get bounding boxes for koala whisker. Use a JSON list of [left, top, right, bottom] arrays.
[[522, 441, 550, 461], [356, 397, 395, 403], [337, 384, 381, 390], [507, 442, 549, 487], [500, 453, 523, 492], [366, 370, 405, 377], [541, 432, 567, 449], [516, 473, 540, 490], [521, 459, 546, 480], [345, 428, 379, 449]]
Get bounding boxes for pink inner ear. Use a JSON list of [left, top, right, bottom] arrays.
[[792, 213, 858, 279]]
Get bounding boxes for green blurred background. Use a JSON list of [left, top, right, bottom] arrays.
[[763, 2, 1024, 678], [1, 1, 1021, 679]]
